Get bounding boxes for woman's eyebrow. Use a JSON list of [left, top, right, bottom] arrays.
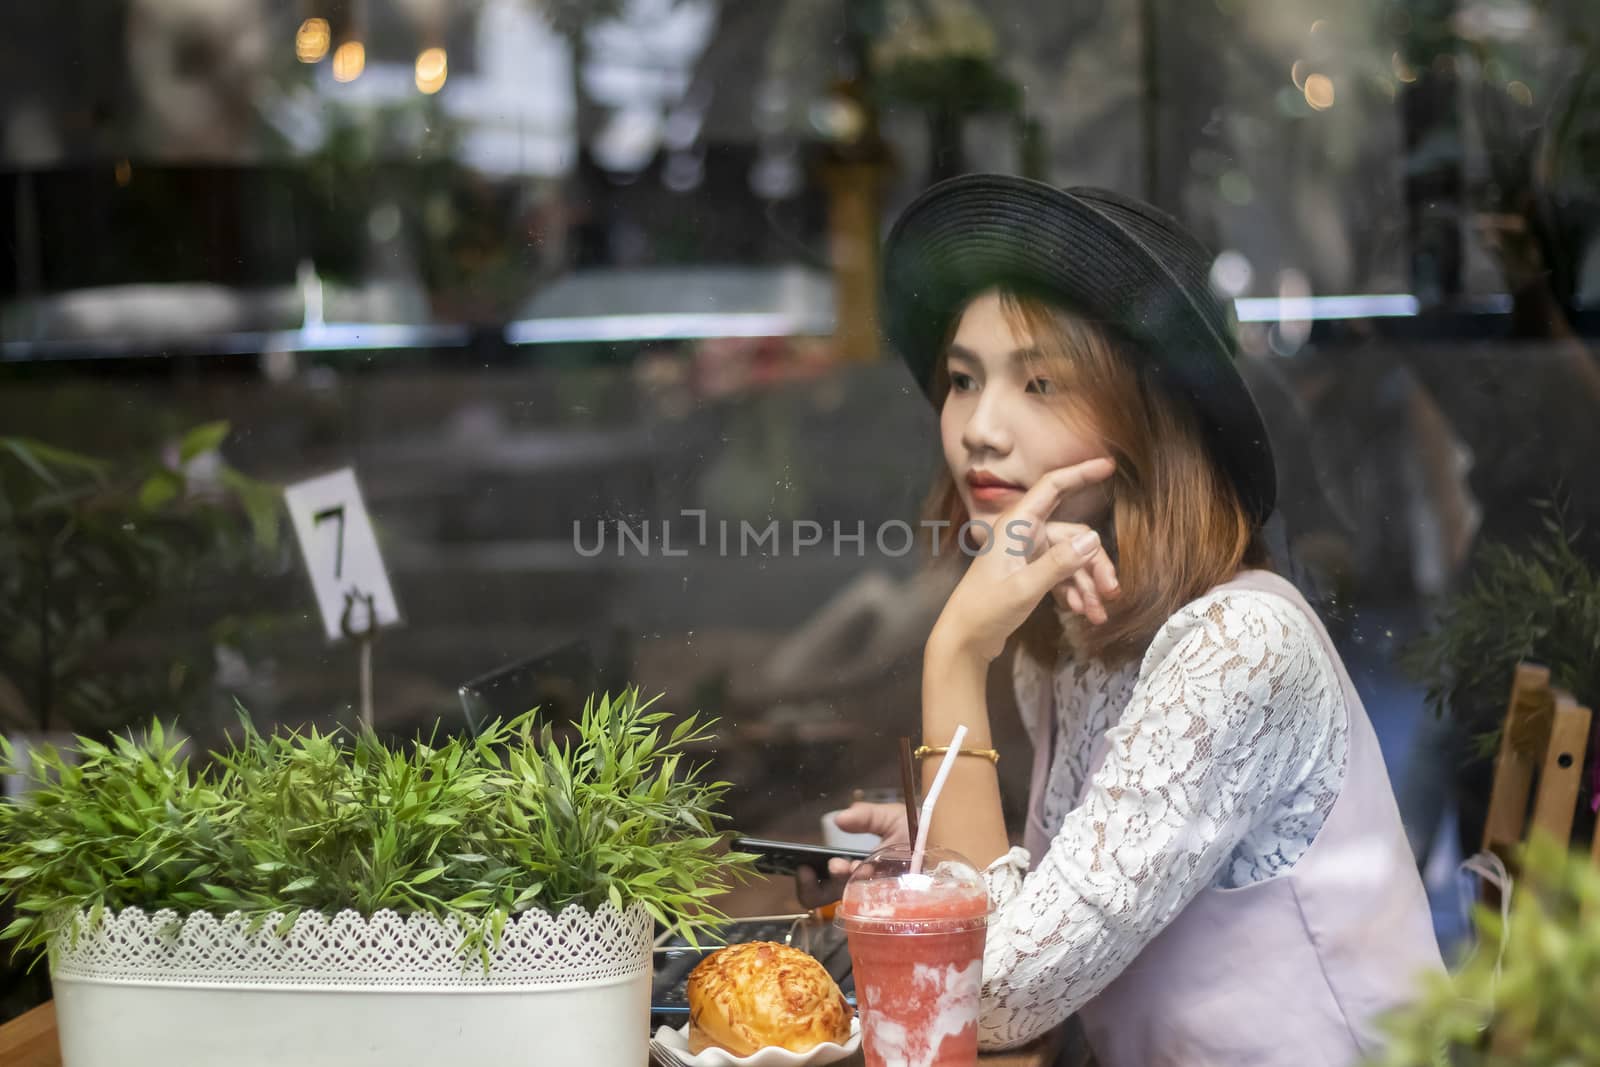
[[945, 344, 1041, 365]]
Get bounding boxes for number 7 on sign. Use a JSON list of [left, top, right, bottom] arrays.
[[314, 505, 346, 579], [284, 469, 401, 642]]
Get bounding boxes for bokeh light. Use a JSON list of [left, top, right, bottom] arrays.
[[1219, 170, 1254, 206], [415, 47, 448, 95], [1210, 250, 1254, 297], [1304, 74, 1335, 110], [296, 18, 330, 63], [333, 41, 366, 83]]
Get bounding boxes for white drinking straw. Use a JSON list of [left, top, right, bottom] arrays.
[[909, 723, 967, 876]]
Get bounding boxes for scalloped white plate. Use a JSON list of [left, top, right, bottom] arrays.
[[650, 1017, 862, 1067]]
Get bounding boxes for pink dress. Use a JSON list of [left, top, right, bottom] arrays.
[[1007, 570, 1445, 1066]]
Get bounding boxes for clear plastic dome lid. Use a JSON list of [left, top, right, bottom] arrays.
[[834, 843, 993, 934]]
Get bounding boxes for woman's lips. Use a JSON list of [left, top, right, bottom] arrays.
[[970, 484, 1023, 505], [967, 473, 1025, 506]]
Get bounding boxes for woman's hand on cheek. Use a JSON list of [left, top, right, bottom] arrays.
[[930, 457, 1119, 663], [1045, 520, 1120, 625]]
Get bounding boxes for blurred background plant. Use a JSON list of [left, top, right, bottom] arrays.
[[1405, 497, 1600, 755], [868, 0, 1023, 181], [1454, 1, 1600, 337], [1402, 496, 1600, 861], [0, 423, 281, 739], [299, 95, 540, 322], [1367, 832, 1600, 1066]]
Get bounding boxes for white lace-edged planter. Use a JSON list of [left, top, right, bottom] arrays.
[[48, 902, 653, 1067]]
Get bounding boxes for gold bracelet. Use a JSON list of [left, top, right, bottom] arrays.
[[913, 744, 1000, 765]]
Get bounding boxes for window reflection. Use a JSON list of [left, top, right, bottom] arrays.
[[0, 2, 1597, 1016]]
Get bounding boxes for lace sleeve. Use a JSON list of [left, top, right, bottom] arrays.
[[977, 591, 1342, 1049]]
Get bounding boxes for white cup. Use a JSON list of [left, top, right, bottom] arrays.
[[821, 809, 884, 852]]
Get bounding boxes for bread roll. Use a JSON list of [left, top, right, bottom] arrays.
[[686, 941, 853, 1056]]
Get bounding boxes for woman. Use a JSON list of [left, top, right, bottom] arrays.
[[821, 175, 1444, 1065]]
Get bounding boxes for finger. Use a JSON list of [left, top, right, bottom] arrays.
[[838, 801, 903, 838], [1015, 528, 1103, 602], [1044, 523, 1118, 599], [793, 863, 819, 908], [1047, 520, 1117, 600], [1051, 581, 1073, 612], [1008, 457, 1117, 529], [1042, 522, 1083, 563], [1043, 522, 1072, 542], [795, 864, 839, 909], [868, 802, 906, 837], [876, 802, 912, 842], [1093, 551, 1120, 600], [832, 802, 878, 834], [1065, 584, 1085, 616], [828, 857, 861, 878], [1074, 568, 1106, 625]]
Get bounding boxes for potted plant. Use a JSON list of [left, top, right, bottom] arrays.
[[0, 690, 752, 1066], [1403, 501, 1600, 855], [1366, 833, 1600, 1065]]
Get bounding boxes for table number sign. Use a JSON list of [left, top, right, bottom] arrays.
[[284, 468, 401, 642]]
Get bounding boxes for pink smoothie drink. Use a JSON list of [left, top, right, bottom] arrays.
[[838, 845, 991, 1067]]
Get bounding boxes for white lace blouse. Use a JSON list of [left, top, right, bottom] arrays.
[[978, 588, 1350, 1049]]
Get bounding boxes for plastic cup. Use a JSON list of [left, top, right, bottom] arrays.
[[836, 844, 992, 1067]]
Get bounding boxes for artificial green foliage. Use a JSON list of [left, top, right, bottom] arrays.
[[1368, 834, 1600, 1066], [1403, 501, 1600, 756], [0, 691, 753, 966]]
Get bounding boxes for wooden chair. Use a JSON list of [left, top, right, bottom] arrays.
[[1479, 662, 1598, 879], [1475, 663, 1597, 1055]]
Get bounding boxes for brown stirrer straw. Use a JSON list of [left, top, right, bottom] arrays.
[[898, 736, 921, 844]]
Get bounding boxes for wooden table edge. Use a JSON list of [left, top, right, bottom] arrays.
[[0, 999, 1057, 1067], [0, 1001, 59, 1067]]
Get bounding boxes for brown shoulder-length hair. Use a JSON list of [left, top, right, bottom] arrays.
[[925, 288, 1270, 667]]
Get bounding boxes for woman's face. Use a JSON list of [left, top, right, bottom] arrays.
[[940, 291, 1112, 541]]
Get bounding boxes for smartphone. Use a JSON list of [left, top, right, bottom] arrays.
[[731, 836, 875, 876]]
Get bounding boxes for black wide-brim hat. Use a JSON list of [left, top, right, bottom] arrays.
[[882, 173, 1277, 527]]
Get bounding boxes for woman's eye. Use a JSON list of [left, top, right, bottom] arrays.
[[1026, 378, 1056, 395], [950, 372, 977, 392]]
